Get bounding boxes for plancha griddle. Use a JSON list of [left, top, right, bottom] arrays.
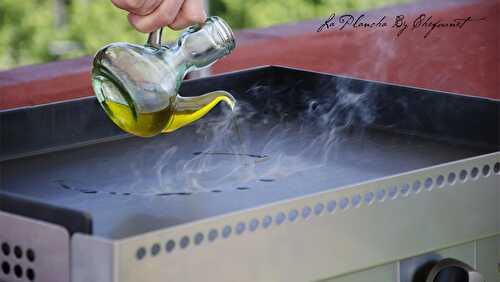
[[0, 66, 498, 282]]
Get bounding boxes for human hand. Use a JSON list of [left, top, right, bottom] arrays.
[[111, 0, 206, 33]]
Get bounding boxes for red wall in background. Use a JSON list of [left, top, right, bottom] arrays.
[[0, 0, 498, 110], [213, 0, 499, 100]]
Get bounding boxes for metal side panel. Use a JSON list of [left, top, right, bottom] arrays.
[[71, 234, 116, 282], [319, 263, 397, 282], [71, 152, 499, 282], [0, 211, 70, 282], [476, 236, 500, 282]]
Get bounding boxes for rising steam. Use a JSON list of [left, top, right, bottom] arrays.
[[124, 76, 381, 195]]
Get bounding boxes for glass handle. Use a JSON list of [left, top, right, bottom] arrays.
[[147, 28, 163, 48]]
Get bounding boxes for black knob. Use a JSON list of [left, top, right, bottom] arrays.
[[425, 258, 484, 282]]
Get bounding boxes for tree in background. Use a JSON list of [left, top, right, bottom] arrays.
[[0, 1, 55, 68], [210, 0, 406, 29], [0, 0, 407, 70]]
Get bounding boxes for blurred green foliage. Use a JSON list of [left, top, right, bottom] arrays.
[[212, 0, 406, 29], [0, 0, 407, 70]]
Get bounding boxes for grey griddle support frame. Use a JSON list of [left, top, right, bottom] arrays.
[[0, 66, 498, 282]]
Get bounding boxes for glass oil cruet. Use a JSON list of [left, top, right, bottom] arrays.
[[91, 16, 236, 137]]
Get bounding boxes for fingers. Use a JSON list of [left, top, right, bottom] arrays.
[[113, 0, 206, 33], [168, 0, 206, 30], [128, 0, 185, 32], [111, 0, 162, 16]]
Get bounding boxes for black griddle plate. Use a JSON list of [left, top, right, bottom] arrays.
[[1, 66, 498, 239]]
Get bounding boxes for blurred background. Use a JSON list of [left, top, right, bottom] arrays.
[[0, 0, 409, 70]]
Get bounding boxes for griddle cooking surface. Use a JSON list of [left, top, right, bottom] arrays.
[[1, 66, 497, 239], [1, 122, 489, 238]]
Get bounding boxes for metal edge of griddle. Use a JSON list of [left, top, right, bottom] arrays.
[[1, 65, 498, 162], [0, 66, 278, 162], [70, 151, 500, 282], [264, 65, 499, 150], [268, 65, 500, 103], [0, 134, 130, 163], [0, 96, 128, 162], [0, 191, 93, 235]]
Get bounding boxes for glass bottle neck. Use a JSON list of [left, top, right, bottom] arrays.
[[162, 16, 235, 81]]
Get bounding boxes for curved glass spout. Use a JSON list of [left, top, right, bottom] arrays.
[[163, 91, 236, 133]]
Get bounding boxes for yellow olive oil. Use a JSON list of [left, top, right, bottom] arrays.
[[102, 101, 172, 138], [102, 94, 236, 137]]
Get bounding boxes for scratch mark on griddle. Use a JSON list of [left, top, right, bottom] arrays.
[[156, 192, 174, 196], [80, 190, 98, 194], [193, 151, 269, 159], [54, 180, 252, 198], [59, 183, 71, 190], [55, 180, 98, 195], [259, 178, 275, 182]]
